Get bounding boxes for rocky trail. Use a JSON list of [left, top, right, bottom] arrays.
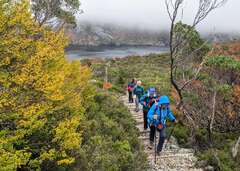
[[121, 95, 203, 171]]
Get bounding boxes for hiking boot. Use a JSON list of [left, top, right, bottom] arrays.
[[148, 141, 154, 149], [156, 151, 161, 156]]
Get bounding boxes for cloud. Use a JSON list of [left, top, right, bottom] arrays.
[[77, 0, 240, 32]]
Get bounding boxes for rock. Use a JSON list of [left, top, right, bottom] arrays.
[[196, 160, 208, 168], [169, 144, 179, 149], [204, 166, 214, 171]]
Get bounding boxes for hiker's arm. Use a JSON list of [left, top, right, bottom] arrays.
[[140, 95, 146, 105], [147, 104, 157, 121], [167, 110, 176, 122], [133, 87, 136, 95], [142, 87, 145, 96]]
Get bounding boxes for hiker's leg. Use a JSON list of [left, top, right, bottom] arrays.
[[143, 110, 148, 130], [157, 127, 166, 153], [131, 92, 134, 102], [135, 96, 139, 111], [134, 96, 137, 108], [149, 125, 155, 143], [129, 91, 132, 103]]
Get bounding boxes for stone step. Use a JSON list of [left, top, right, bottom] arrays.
[[133, 116, 144, 120], [139, 136, 150, 141], [139, 130, 150, 134], [145, 149, 195, 157]]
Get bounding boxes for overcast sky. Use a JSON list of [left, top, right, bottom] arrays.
[[77, 0, 240, 33]]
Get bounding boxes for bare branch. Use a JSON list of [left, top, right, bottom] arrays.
[[193, 0, 227, 26], [165, 0, 228, 107], [232, 136, 240, 158], [165, 0, 173, 21]]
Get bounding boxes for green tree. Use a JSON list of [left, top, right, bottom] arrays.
[[0, 1, 92, 170], [174, 22, 210, 61], [31, 0, 81, 27]]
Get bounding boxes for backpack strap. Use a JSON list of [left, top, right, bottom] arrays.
[[158, 106, 170, 124], [154, 105, 158, 114]]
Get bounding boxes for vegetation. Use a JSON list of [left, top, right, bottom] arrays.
[[74, 93, 148, 171], [31, 0, 81, 27], [88, 46, 240, 170], [0, 1, 91, 170], [89, 54, 171, 95], [206, 55, 240, 71], [0, 1, 147, 170], [174, 22, 210, 61], [1, 0, 239, 171]]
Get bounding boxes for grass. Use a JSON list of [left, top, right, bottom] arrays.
[[88, 54, 172, 95]]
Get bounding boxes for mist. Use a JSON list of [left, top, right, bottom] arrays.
[[77, 0, 240, 33]]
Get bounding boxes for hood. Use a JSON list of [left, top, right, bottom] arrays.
[[148, 87, 156, 93], [158, 95, 170, 105]]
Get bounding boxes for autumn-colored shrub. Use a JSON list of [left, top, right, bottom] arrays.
[[0, 1, 93, 170]]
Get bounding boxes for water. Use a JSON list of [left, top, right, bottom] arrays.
[[65, 46, 169, 59]]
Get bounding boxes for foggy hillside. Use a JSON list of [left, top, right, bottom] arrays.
[[65, 22, 169, 47], [65, 22, 240, 47]]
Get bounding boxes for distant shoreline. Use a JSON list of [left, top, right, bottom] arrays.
[[65, 44, 168, 52], [65, 45, 169, 60]]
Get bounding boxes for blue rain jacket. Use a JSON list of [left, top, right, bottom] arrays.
[[147, 96, 175, 127]]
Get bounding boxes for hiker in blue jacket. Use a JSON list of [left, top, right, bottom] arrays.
[[133, 81, 144, 112], [147, 95, 177, 155], [140, 87, 157, 130]]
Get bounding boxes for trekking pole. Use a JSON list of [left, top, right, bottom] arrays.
[[165, 124, 176, 149], [154, 125, 157, 164]]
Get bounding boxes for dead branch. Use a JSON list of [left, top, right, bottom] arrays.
[[232, 136, 240, 158], [165, 0, 227, 107]]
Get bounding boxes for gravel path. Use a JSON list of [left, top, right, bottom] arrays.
[[121, 95, 203, 171]]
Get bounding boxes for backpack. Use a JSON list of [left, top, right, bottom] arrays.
[[153, 106, 170, 130], [148, 97, 157, 108], [128, 86, 134, 92]]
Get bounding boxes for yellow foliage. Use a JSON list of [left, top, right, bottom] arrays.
[[57, 157, 75, 165], [0, 1, 94, 169], [53, 116, 82, 151]]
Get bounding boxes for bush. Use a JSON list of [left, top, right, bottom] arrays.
[[170, 124, 191, 147], [206, 56, 240, 71], [74, 92, 148, 171]]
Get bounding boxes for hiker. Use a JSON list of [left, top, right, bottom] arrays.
[[147, 95, 176, 155], [140, 87, 158, 130], [133, 81, 144, 112], [127, 78, 136, 103]]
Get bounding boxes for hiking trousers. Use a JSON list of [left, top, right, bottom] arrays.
[[135, 96, 140, 111], [143, 110, 148, 130], [150, 125, 166, 152], [128, 91, 133, 103]]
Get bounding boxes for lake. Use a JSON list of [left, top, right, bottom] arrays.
[[65, 46, 169, 59]]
